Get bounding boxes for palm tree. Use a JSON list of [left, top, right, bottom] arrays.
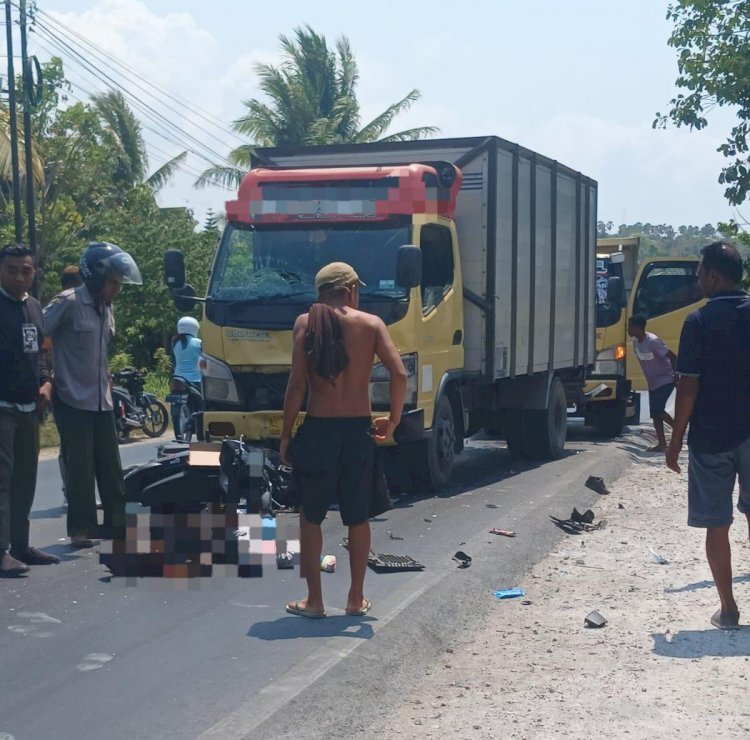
[[91, 90, 186, 192], [196, 25, 438, 190], [0, 107, 45, 196]]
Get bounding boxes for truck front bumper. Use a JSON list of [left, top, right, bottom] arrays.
[[203, 408, 425, 446], [577, 376, 638, 419]]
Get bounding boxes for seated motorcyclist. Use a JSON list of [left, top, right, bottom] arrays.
[[172, 316, 202, 391]]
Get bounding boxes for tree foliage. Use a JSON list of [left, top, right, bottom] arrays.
[[597, 221, 725, 258], [197, 25, 438, 189], [656, 1, 750, 205], [0, 58, 217, 368]]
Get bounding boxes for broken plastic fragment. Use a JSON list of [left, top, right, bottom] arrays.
[[584, 610, 607, 628], [320, 555, 336, 572], [650, 548, 669, 565], [452, 551, 472, 568], [494, 587, 525, 600]]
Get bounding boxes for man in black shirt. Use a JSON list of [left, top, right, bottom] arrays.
[[0, 244, 58, 576], [667, 242, 750, 629]]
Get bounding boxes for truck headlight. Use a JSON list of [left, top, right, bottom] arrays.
[[199, 353, 241, 405], [370, 353, 418, 409], [593, 344, 626, 376]]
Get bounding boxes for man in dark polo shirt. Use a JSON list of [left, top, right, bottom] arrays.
[[667, 242, 750, 630]]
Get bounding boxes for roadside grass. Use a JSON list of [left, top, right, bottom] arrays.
[[39, 416, 60, 448]]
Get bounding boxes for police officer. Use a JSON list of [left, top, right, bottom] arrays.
[[44, 242, 142, 547]]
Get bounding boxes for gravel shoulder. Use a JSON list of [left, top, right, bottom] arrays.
[[369, 433, 750, 740]]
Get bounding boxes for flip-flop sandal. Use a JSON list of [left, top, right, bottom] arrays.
[[710, 609, 740, 630], [285, 601, 326, 619], [345, 598, 372, 617]]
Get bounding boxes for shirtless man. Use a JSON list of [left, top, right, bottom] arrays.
[[280, 262, 407, 618]]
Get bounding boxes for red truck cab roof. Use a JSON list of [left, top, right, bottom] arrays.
[[226, 163, 462, 224]]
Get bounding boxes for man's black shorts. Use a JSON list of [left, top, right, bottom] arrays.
[[649, 382, 674, 419], [291, 416, 390, 526]]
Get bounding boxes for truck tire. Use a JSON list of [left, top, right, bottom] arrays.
[[406, 395, 456, 491], [593, 399, 626, 438], [525, 377, 567, 460]]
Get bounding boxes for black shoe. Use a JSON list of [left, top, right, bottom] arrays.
[[585, 475, 611, 495], [11, 547, 61, 565], [0, 550, 30, 577]]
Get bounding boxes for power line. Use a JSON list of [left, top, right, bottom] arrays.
[[33, 20, 238, 169], [35, 7, 248, 148], [32, 34, 210, 172]]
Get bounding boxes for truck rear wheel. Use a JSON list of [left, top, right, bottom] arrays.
[[525, 377, 567, 460], [592, 399, 626, 438], [406, 395, 456, 491]]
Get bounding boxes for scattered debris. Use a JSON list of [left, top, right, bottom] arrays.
[[368, 552, 425, 573], [570, 508, 595, 524], [650, 548, 669, 565], [521, 599, 532, 605], [585, 475, 611, 495], [584, 610, 607, 628], [452, 551, 472, 568], [550, 514, 606, 535], [489, 528, 517, 538], [494, 587, 525, 600], [320, 555, 336, 573], [276, 553, 294, 570], [485, 503, 499, 509], [387, 531, 403, 540], [618, 503, 625, 509]]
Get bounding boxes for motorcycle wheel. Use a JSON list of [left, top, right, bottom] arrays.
[[115, 419, 130, 444], [142, 400, 169, 438], [173, 404, 193, 443]]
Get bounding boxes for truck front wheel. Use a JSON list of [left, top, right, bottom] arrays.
[[406, 395, 456, 491]]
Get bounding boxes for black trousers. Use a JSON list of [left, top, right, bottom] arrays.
[[0, 406, 39, 553], [53, 396, 125, 536]]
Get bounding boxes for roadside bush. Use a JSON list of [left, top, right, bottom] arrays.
[[110, 351, 135, 373]]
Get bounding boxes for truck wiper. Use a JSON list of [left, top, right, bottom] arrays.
[[222, 291, 314, 306]]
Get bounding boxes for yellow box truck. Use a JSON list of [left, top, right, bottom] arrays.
[[165, 136, 598, 490], [580, 236, 703, 435]]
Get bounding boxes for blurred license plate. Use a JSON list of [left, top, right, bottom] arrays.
[[166, 394, 189, 404]]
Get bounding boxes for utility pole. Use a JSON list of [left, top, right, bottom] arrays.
[[4, 0, 23, 242], [19, 0, 37, 261]]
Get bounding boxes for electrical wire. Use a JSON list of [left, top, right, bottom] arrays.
[[35, 7, 248, 147], [30, 35, 221, 182], [33, 20, 238, 169]]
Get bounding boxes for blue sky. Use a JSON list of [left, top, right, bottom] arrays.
[[31, 0, 741, 228]]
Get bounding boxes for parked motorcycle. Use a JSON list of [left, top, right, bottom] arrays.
[[166, 376, 203, 442], [112, 368, 169, 443]]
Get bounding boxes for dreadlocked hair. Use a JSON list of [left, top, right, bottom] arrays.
[[305, 302, 349, 385]]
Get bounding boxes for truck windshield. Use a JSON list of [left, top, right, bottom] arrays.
[[206, 221, 412, 329], [209, 222, 410, 302]]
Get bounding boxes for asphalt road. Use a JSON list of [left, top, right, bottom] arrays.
[[0, 422, 635, 740]]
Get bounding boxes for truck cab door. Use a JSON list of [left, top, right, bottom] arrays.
[[417, 222, 464, 427], [626, 258, 704, 391]]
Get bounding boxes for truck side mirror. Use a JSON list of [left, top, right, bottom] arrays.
[[396, 245, 422, 289], [173, 284, 197, 312], [164, 249, 186, 291], [607, 276, 626, 307]]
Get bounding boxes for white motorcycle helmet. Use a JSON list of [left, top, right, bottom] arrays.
[[177, 316, 200, 337]]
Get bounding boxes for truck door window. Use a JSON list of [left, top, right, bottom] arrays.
[[420, 224, 454, 314], [632, 262, 701, 319]]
